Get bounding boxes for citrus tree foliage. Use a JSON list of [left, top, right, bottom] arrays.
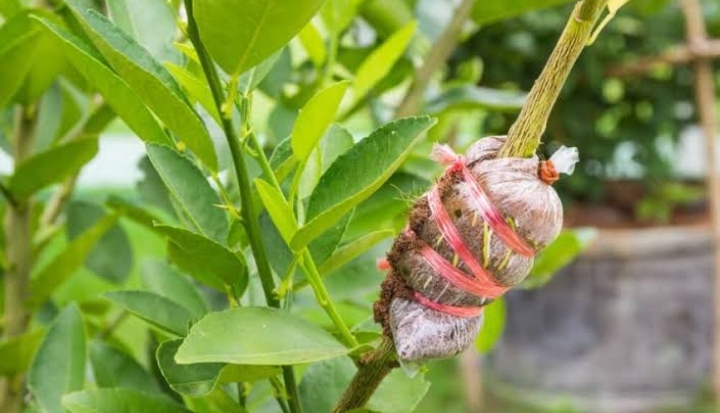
[[0, 0, 597, 412]]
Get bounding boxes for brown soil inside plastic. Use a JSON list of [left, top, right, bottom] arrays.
[[563, 180, 709, 229]]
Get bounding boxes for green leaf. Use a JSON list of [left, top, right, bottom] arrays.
[[475, 297, 506, 354], [105, 195, 165, 235], [298, 22, 326, 67], [141, 259, 209, 319], [308, 212, 352, 265], [321, 124, 354, 174], [0, 15, 40, 107], [62, 389, 192, 413], [166, 62, 221, 125], [292, 116, 436, 250], [291, 81, 349, 163], [254, 179, 297, 244], [8, 138, 98, 198], [238, 49, 284, 94], [522, 228, 598, 289], [106, 0, 178, 62], [217, 364, 281, 383], [28, 304, 86, 413], [157, 339, 224, 396], [64, 0, 217, 170], [0, 0, 22, 17], [90, 341, 161, 392], [185, 389, 248, 413], [176, 307, 348, 365], [193, 0, 325, 75], [471, 0, 574, 24], [136, 156, 177, 218], [34, 16, 170, 145], [67, 201, 133, 284], [425, 85, 527, 114], [104, 290, 195, 336], [29, 215, 117, 306], [147, 144, 228, 243], [155, 225, 247, 294], [299, 356, 429, 413], [318, 230, 393, 275], [353, 21, 416, 101], [0, 329, 45, 376]]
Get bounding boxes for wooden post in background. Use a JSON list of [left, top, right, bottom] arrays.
[[680, 0, 720, 401]]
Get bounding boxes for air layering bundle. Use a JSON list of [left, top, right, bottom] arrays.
[[374, 136, 578, 363]]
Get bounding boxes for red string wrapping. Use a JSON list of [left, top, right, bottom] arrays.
[[379, 144, 539, 318]]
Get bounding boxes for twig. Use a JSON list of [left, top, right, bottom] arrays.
[[1, 106, 38, 413], [680, 0, 720, 402], [394, 0, 477, 118], [498, 0, 608, 158], [331, 338, 397, 413], [606, 38, 720, 77], [183, 3, 302, 412]]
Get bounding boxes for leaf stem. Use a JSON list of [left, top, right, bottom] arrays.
[[498, 0, 608, 158], [183, 3, 302, 412], [331, 337, 397, 413]]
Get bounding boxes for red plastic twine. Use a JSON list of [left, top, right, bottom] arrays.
[[378, 145, 537, 318]]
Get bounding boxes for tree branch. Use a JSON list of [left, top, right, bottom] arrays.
[[395, 0, 477, 118], [605, 38, 720, 77], [331, 337, 397, 413], [183, 3, 303, 412], [498, 0, 608, 158]]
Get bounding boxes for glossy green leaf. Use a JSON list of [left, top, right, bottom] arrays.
[[90, 341, 161, 392], [155, 225, 247, 294], [298, 22, 326, 67], [157, 339, 224, 396], [291, 81, 349, 163], [105, 195, 166, 235], [0, 17, 40, 107], [62, 389, 192, 413], [193, 0, 325, 75], [176, 307, 348, 365], [67, 201, 133, 284], [29, 304, 86, 413], [34, 17, 170, 145], [104, 290, 194, 336], [107, 0, 178, 62], [8, 138, 98, 198], [299, 355, 429, 413], [255, 179, 297, 243], [309, 212, 352, 267], [475, 297, 506, 354], [141, 259, 209, 319], [64, 0, 217, 169], [217, 364, 281, 383], [471, 0, 574, 24], [0, 0, 22, 17], [29, 215, 117, 306], [0, 329, 45, 376], [237, 49, 283, 93], [292, 116, 436, 250], [522, 228, 597, 289], [147, 144, 227, 243], [353, 21, 416, 100], [321, 0, 358, 33], [425, 85, 526, 114], [321, 124, 354, 174], [318, 230, 393, 275], [185, 389, 248, 413], [136, 155, 177, 218], [166, 62, 221, 125], [359, 0, 413, 37]]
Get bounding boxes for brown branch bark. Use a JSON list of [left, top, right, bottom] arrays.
[[606, 38, 720, 77], [680, 0, 720, 402]]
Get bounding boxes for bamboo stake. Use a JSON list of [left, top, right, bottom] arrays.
[[679, 0, 720, 401]]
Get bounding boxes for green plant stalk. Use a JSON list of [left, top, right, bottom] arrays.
[[182, 3, 302, 413], [331, 337, 396, 413], [1, 106, 37, 413], [498, 0, 608, 158]]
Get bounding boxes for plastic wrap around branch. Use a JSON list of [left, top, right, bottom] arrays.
[[374, 137, 577, 364]]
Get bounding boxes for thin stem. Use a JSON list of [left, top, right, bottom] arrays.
[[331, 338, 397, 413], [300, 251, 359, 348], [183, 3, 302, 412], [498, 0, 608, 158], [1, 105, 38, 413], [395, 0, 477, 119], [270, 377, 291, 413]]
